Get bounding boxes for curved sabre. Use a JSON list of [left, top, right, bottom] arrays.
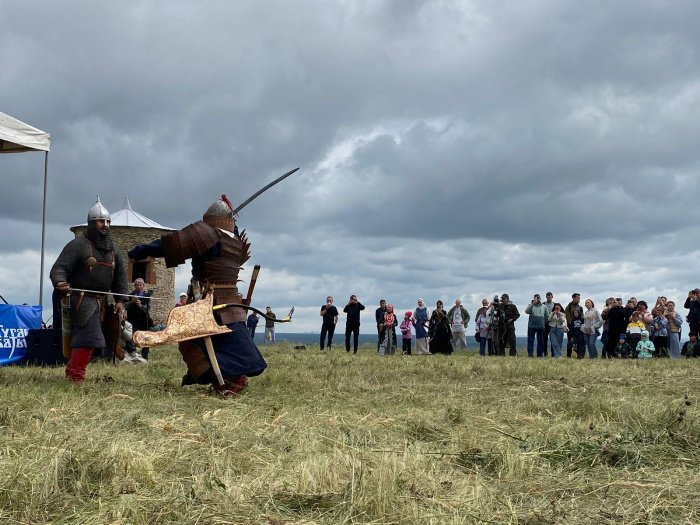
[[233, 167, 300, 215]]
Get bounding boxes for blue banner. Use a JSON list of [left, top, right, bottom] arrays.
[[0, 304, 43, 365]]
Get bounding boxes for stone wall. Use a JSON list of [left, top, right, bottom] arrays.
[[70, 226, 175, 325]]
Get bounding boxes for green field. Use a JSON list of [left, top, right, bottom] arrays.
[[1, 346, 699, 524]]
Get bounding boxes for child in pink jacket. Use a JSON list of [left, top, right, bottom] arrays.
[[400, 311, 413, 355]]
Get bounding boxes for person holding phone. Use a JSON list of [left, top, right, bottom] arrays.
[[320, 296, 339, 351], [126, 277, 152, 360], [500, 294, 520, 356], [343, 294, 365, 353], [602, 297, 628, 359], [665, 301, 683, 358], [684, 289, 700, 335], [525, 294, 547, 357], [547, 303, 567, 358]]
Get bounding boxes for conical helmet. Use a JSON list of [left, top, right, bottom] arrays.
[[203, 198, 234, 231], [87, 196, 111, 222]]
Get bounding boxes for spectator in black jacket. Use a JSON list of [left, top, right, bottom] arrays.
[[343, 295, 365, 354], [565, 293, 584, 359], [602, 298, 628, 359], [375, 299, 387, 353], [684, 289, 700, 335], [126, 278, 152, 360], [615, 334, 635, 359], [319, 296, 339, 351], [569, 307, 585, 358], [500, 294, 520, 356]]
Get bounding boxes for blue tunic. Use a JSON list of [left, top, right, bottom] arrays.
[[414, 307, 429, 339]]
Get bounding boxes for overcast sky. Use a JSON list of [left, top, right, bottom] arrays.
[[2, 0, 700, 336]]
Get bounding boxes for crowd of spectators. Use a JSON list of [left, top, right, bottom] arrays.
[[318, 291, 700, 359]]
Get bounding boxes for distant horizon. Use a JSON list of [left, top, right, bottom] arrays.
[[261, 332, 612, 351]]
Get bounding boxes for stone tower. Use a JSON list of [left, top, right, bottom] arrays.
[[70, 197, 175, 324]]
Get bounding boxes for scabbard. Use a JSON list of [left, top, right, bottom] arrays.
[[204, 336, 225, 385], [60, 295, 72, 359], [102, 304, 125, 361]]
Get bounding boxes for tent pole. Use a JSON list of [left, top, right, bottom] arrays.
[[39, 151, 48, 307]]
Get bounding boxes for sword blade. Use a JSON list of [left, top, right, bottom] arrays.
[[233, 167, 300, 215], [69, 288, 164, 301]]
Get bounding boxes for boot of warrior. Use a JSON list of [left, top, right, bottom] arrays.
[[214, 375, 249, 396], [179, 340, 249, 396], [65, 348, 94, 383]]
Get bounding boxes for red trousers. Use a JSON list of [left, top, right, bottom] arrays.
[[65, 348, 94, 383]]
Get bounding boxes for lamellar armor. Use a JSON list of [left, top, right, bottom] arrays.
[[160, 199, 250, 324]]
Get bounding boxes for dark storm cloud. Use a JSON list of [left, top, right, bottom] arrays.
[[2, 0, 700, 332]]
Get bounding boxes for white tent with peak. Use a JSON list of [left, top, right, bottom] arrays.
[[111, 196, 174, 230], [0, 111, 52, 307]]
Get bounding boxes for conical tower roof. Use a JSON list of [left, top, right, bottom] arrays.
[[72, 196, 174, 230]]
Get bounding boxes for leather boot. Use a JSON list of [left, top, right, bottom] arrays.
[[65, 347, 94, 383], [214, 375, 249, 396]]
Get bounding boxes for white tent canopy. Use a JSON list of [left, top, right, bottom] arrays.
[[0, 112, 51, 153], [0, 111, 51, 307]]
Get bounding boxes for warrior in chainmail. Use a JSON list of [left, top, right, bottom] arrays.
[[128, 197, 267, 396], [50, 198, 129, 383]]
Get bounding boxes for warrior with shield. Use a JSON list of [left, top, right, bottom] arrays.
[[128, 197, 268, 396]]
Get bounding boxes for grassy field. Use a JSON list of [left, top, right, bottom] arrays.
[[1, 344, 699, 524]]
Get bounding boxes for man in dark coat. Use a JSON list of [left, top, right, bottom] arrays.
[[602, 298, 628, 359], [375, 299, 387, 352], [500, 294, 520, 356], [684, 289, 700, 335]]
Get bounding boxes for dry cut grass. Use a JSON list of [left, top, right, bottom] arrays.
[[0, 344, 699, 524]]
